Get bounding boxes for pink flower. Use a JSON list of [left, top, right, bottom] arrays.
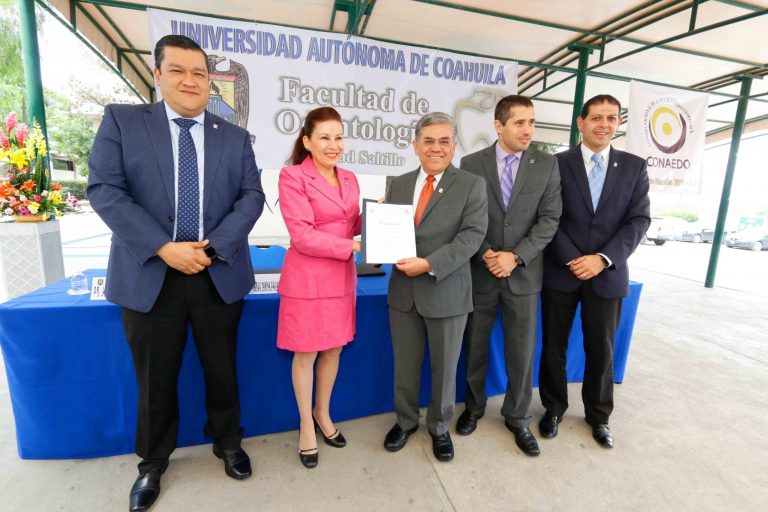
[[15, 123, 28, 147], [6, 174, 14, 180], [0, 131, 9, 151], [5, 112, 17, 133], [17, 206, 29, 215], [33, 194, 41, 202]]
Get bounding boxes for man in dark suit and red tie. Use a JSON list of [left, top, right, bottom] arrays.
[[88, 35, 264, 511], [539, 94, 650, 448]]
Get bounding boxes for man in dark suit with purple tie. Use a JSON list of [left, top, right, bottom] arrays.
[[539, 94, 650, 448]]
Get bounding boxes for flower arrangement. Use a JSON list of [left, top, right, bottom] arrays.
[[0, 112, 80, 220]]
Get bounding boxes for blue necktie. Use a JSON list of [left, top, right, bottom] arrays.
[[501, 153, 517, 209], [589, 153, 606, 211], [173, 118, 199, 242]]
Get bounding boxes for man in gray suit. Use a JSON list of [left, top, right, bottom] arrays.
[[455, 95, 561, 457], [383, 112, 488, 462]]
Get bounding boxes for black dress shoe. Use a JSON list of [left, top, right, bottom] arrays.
[[455, 409, 483, 436], [129, 460, 168, 512], [505, 423, 541, 456], [589, 422, 614, 448], [539, 412, 563, 439], [212, 445, 252, 479], [298, 447, 318, 468], [429, 432, 454, 462], [384, 423, 418, 452], [313, 416, 346, 448]]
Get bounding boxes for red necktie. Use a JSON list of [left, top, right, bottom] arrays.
[[414, 175, 435, 226]]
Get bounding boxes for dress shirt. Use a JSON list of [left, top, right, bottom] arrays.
[[411, 167, 444, 210], [165, 102, 205, 241], [495, 142, 523, 187], [577, 143, 613, 268]]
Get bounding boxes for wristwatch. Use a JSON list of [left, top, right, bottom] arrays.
[[515, 254, 524, 266], [204, 246, 218, 260]]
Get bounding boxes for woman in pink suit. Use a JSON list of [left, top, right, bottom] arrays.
[[277, 107, 361, 468]]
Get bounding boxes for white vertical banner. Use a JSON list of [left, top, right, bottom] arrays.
[[147, 8, 517, 176], [626, 80, 709, 189]]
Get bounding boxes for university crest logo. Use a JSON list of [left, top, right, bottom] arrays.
[[206, 54, 250, 130]]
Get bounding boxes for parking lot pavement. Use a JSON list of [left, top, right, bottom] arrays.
[[630, 239, 768, 297]]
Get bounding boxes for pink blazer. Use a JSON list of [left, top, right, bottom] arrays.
[[277, 156, 362, 299]]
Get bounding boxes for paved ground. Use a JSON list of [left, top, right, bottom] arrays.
[[1, 214, 767, 511]]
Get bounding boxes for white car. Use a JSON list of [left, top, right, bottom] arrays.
[[646, 217, 687, 246]]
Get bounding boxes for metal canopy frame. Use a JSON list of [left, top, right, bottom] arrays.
[[18, 0, 768, 287]]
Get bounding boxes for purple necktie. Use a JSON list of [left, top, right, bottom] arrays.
[[501, 153, 517, 209]]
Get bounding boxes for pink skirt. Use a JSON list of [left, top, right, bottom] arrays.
[[277, 293, 356, 352]]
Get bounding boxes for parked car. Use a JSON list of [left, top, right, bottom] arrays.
[[725, 228, 768, 251], [646, 217, 687, 245], [680, 223, 715, 243]]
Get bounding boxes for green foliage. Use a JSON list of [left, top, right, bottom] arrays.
[[57, 179, 88, 200], [660, 210, 699, 222], [530, 141, 562, 155], [0, 4, 24, 117], [45, 90, 95, 176]]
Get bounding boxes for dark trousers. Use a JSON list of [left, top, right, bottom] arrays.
[[464, 282, 538, 428], [121, 269, 244, 472], [539, 281, 622, 424]]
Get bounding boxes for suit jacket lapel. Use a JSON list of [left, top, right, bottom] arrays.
[[595, 147, 621, 214], [144, 102, 175, 208], [301, 157, 346, 211], [419, 165, 456, 226], [481, 144, 504, 212], [569, 145, 595, 214], [203, 113, 223, 212], [507, 149, 533, 211]]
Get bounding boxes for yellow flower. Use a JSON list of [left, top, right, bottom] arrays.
[[27, 201, 40, 214], [42, 212, 49, 221], [48, 190, 64, 204]]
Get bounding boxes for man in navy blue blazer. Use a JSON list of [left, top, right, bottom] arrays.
[[539, 95, 650, 449], [88, 35, 264, 511]]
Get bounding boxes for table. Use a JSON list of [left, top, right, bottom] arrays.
[[0, 268, 641, 459]]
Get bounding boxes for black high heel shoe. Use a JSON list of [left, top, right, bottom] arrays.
[[313, 416, 347, 448], [298, 447, 318, 469]]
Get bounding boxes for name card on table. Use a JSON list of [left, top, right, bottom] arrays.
[[250, 273, 281, 294], [90, 277, 107, 300]]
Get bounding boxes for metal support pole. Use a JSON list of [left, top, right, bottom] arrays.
[[705, 76, 753, 288], [18, 0, 49, 188], [19, 0, 46, 132], [569, 45, 593, 148]]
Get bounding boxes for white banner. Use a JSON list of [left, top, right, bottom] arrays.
[[626, 80, 709, 189], [148, 8, 517, 175]]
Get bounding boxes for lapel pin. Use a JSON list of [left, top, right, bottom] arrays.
[[213, 123, 219, 129], [613, 162, 617, 167], [438, 188, 444, 194], [344, 180, 349, 186], [530, 159, 535, 164]]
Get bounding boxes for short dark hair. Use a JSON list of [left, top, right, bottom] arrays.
[[494, 95, 534, 125], [289, 107, 344, 165], [154, 34, 208, 72], [579, 94, 621, 119]]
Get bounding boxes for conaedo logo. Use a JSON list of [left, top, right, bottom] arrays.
[[649, 105, 687, 154], [642, 97, 694, 155]]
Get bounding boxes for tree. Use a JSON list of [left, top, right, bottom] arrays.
[[44, 90, 95, 176], [0, 2, 25, 117]]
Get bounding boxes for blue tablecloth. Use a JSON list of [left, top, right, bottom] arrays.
[[0, 267, 641, 459]]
